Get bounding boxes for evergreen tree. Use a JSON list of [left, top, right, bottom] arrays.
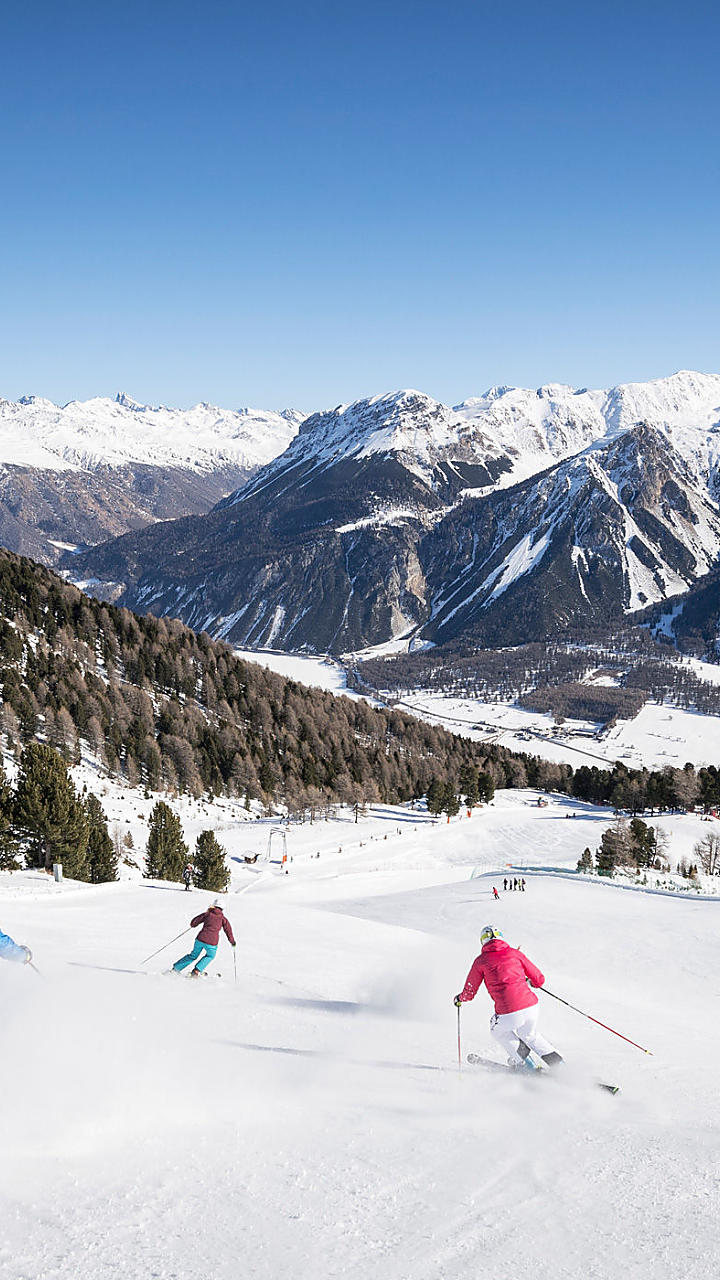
[[84, 793, 118, 883], [477, 771, 495, 803], [0, 761, 19, 870], [577, 846, 594, 873], [13, 742, 89, 877], [194, 829, 230, 893], [441, 781, 461, 821], [145, 800, 188, 881], [596, 819, 631, 877], [628, 817, 656, 870], [426, 777, 445, 816], [459, 764, 479, 808]]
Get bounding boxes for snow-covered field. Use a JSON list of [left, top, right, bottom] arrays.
[[233, 646, 720, 770], [2, 790, 719, 1279]]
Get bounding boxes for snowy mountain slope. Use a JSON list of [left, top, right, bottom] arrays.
[[421, 423, 720, 646], [1, 793, 719, 1279], [455, 369, 720, 490], [0, 392, 303, 564], [223, 389, 513, 507], [66, 371, 720, 651]]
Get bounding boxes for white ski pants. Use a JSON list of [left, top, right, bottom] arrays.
[[490, 1003, 556, 1067]]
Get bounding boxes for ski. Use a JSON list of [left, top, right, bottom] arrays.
[[467, 1053, 619, 1094], [467, 1053, 538, 1073]]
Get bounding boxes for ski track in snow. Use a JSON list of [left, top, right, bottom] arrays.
[[1, 790, 719, 1278]]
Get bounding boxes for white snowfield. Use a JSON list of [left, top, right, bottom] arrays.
[[1, 789, 718, 1280], [0, 393, 303, 473]]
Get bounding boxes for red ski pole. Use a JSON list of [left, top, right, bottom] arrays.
[[540, 987, 653, 1055]]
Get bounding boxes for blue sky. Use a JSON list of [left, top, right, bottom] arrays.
[[1, 1, 718, 410]]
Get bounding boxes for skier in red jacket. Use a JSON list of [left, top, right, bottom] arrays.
[[455, 925, 562, 1069], [172, 901, 236, 977]]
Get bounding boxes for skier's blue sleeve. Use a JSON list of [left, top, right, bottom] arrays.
[[0, 929, 27, 963]]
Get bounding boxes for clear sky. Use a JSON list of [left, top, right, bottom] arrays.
[[1, 0, 718, 411]]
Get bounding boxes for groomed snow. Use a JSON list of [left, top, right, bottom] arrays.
[[1, 789, 718, 1279]]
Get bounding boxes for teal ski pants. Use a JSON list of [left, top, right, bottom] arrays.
[[173, 939, 218, 973]]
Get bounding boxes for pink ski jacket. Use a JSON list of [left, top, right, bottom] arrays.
[[191, 906, 235, 947], [458, 939, 544, 1015]]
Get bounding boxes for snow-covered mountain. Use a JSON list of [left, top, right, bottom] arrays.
[[65, 372, 720, 652], [0, 392, 303, 473], [422, 423, 720, 647], [0, 392, 303, 563], [454, 370, 720, 490], [226, 389, 513, 507]]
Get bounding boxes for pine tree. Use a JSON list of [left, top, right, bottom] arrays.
[[145, 800, 188, 881], [426, 777, 445, 816], [13, 742, 90, 877], [441, 781, 460, 821], [0, 761, 19, 870], [577, 846, 594, 873], [459, 764, 479, 808], [477, 771, 495, 803], [194, 829, 230, 893], [84, 793, 118, 883], [628, 817, 656, 870], [596, 819, 632, 877]]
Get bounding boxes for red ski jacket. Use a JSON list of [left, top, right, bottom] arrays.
[[458, 939, 544, 1015], [191, 906, 235, 947]]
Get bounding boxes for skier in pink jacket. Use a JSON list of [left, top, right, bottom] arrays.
[[455, 925, 563, 1069]]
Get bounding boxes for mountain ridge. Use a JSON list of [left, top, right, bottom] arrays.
[[61, 370, 720, 653], [0, 392, 305, 565]]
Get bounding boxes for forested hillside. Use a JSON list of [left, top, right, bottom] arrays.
[[0, 549, 511, 812]]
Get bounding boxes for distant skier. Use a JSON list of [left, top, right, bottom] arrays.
[[0, 926, 32, 966], [492, 886, 500, 900], [172, 900, 235, 977], [182, 863, 193, 892], [454, 925, 562, 1069], [503, 877, 508, 891]]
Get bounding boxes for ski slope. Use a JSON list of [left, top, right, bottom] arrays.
[[1, 792, 718, 1279]]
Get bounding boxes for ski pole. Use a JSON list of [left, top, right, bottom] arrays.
[[457, 1003, 462, 1070], [233, 947, 238, 987], [540, 987, 653, 1055], [140, 927, 192, 966]]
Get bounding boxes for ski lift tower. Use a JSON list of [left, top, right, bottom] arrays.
[[267, 826, 289, 874]]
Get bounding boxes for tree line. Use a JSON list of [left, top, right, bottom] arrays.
[[354, 633, 720, 724]]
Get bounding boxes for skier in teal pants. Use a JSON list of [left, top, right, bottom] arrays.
[[173, 901, 235, 977]]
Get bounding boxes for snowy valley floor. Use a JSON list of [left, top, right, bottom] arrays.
[[1, 793, 719, 1279]]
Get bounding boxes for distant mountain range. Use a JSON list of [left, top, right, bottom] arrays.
[[61, 371, 720, 656], [0, 392, 303, 564]]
